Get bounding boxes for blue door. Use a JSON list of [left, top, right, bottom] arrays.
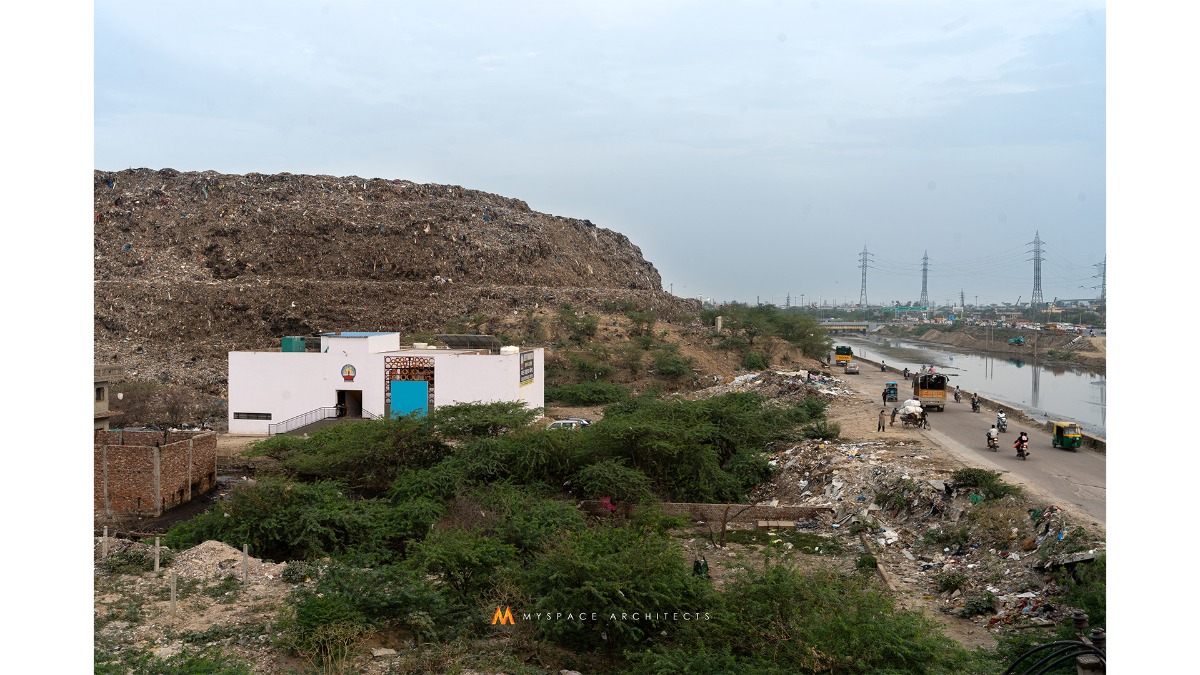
[[389, 380, 429, 418]]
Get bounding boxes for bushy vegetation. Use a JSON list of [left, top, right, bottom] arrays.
[[702, 303, 833, 360], [161, 397, 994, 674], [545, 381, 631, 405]]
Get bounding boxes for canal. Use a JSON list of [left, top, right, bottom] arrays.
[[838, 334, 1106, 438]]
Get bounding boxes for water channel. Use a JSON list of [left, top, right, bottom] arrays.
[[838, 334, 1106, 438]]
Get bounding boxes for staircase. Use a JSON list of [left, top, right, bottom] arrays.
[[269, 408, 381, 436]]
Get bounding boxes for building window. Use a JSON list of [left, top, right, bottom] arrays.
[[233, 412, 272, 420], [96, 387, 105, 401]]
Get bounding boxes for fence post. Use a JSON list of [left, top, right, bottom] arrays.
[[242, 544, 249, 584], [170, 570, 177, 616], [154, 537, 160, 573], [102, 526, 108, 558]]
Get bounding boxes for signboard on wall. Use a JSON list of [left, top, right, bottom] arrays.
[[341, 364, 357, 382], [520, 351, 535, 387]]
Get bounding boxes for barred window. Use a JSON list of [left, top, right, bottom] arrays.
[[233, 412, 272, 420]]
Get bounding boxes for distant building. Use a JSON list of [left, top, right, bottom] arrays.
[[227, 333, 545, 435], [94, 365, 123, 430]]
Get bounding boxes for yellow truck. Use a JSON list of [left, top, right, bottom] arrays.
[[835, 346, 853, 365], [912, 373, 948, 412]]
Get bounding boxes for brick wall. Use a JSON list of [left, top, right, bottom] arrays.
[[94, 430, 218, 518]]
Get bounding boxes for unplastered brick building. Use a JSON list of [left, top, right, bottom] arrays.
[[94, 429, 218, 517], [227, 332, 545, 435]]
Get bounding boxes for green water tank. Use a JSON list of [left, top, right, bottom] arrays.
[[282, 336, 307, 352]]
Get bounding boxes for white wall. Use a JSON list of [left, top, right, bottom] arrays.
[[228, 346, 545, 435], [227, 351, 385, 434]]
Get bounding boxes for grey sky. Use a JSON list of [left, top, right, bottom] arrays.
[[94, 1, 1106, 307]]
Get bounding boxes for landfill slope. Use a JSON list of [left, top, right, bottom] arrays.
[[93, 168, 695, 393]]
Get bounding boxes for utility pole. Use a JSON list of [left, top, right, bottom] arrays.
[[1093, 258, 1106, 302], [785, 293, 790, 309], [960, 289, 965, 311]]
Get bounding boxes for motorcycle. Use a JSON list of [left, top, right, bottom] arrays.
[[996, 413, 1007, 433], [971, 399, 981, 413], [1012, 432, 1032, 458], [986, 434, 999, 451], [954, 390, 962, 403]]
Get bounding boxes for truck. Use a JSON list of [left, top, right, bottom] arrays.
[[912, 373, 948, 412], [835, 346, 853, 365]]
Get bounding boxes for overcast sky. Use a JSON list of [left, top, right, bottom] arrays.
[[93, 0, 1105, 307]]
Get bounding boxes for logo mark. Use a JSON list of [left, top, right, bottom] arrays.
[[341, 364, 357, 382], [491, 606, 515, 625]]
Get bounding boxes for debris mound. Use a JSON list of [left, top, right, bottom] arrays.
[[170, 540, 286, 581]]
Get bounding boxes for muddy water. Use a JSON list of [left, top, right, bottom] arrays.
[[839, 335, 1106, 438]]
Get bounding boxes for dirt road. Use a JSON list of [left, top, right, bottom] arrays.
[[837, 359, 1106, 531]]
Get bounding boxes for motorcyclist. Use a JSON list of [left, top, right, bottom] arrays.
[[971, 393, 980, 412], [954, 385, 962, 402], [996, 410, 1007, 431], [986, 424, 999, 449], [902, 367, 910, 380], [1014, 431, 1030, 456]]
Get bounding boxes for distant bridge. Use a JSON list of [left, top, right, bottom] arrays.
[[818, 321, 873, 333]]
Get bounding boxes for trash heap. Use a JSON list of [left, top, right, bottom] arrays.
[[752, 438, 1104, 630], [683, 369, 857, 403], [93, 168, 701, 395]]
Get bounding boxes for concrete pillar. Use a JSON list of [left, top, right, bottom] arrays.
[[716, 316, 723, 333], [101, 444, 111, 517]]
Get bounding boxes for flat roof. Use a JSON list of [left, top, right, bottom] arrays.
[[320, 331, 395, 337]]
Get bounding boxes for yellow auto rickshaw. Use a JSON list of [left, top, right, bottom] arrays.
[[1051, 421, 1083, 451]]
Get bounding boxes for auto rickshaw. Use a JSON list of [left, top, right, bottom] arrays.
[[884, 382, 899, 403], [1051, 421, 1083, 451]]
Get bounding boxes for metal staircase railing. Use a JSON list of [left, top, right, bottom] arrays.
[[267, 407, 341, 435]]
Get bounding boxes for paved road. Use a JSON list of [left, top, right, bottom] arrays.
[[840, 359, 1106, 530]]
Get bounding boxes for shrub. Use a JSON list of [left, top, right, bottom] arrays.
[[802, 420, 841, 439], [545, 381, 630, 405], [280, 417, 452, 489], [428, 400, 542, 440], [651, 346, 692, 380], [741, 351, 770, 370], [521, 521, 714, 652], [102, 547, 173, 575], [572, 459, 656, 504], [959, 592, 997, 617], [569, 354, 614, 381], [403, 529, 518, 598], [165, 478, 443, 564], [936, 571, 969, 593], [707, 564, 976, 673], [952, 468, 1022, 500]]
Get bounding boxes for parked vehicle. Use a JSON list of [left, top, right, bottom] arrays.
[[1008, 336, 1026, 346], [883, 382, 899, 402], [844, 363, 860, 375], [1051, 421, 1083, 451], [546, 420, 584, 430]]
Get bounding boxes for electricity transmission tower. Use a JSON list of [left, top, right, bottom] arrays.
[[858, 246, 873, 307], [919, 251, 929, 309], [1029, 232, 1044, 316], [960, 289, 965, 310], [1093, 258, 1106, 302]]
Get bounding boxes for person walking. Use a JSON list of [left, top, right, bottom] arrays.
[[882, 389, 889, 405], [890, 407, 899, 426], [878, 409, 886, 432]]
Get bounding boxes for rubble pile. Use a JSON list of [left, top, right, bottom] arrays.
[[93, 168, 700, 393], [749, 438, 1103, 630], [169, 540, 287, 582], [683, 369, 858, 402]]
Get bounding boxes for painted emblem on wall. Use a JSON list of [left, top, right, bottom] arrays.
[[341, 364, 357, 382]]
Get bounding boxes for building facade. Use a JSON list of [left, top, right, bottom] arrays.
[[94, 365, 123, 430], [227, 333, 545, 435]]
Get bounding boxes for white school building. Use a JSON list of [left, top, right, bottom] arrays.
[[227, 332, 545, 435]]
